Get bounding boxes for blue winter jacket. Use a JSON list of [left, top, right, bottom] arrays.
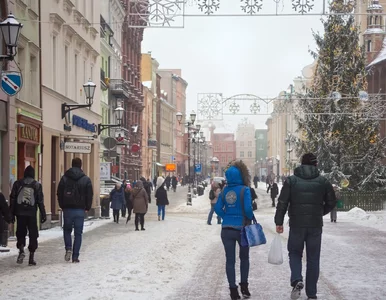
[[214, 166, 254, 230], [110, 187, 125, 210]]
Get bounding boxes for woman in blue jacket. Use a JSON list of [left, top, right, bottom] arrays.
[[215, 160, 254, 300], [110, 183, 125, 224]]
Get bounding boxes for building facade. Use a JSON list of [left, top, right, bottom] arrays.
[[141, 53, 159, 179], [41, 0, 101, 224], [100, 0, 125, 181], [209, 124, 236, 176], [118, 0, 145, 181], [235, 122, 256, 174], [255, 129, 267, 177]]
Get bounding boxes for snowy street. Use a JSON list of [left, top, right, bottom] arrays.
[[1, 185, 386, 300]]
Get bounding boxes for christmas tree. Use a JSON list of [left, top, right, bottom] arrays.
[[295, 0, 386, 190]]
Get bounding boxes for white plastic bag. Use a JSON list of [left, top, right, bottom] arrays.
[[268, 235, 283, 265]]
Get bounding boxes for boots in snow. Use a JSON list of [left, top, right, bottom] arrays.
[[72, 258, 80, 263], [291, 280, 304, 300], [239, 283, 251, 298], [28, 252, 36, 266], [229, 287, 241, 300], [17, 247, 25, 264], [141, 227, 146, 231]]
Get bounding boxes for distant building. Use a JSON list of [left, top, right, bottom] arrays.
[[255, 129, 267, 177], [235, 122, 256, 174]]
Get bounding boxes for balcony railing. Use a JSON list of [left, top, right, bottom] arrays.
[[109, 79, 130, 98]]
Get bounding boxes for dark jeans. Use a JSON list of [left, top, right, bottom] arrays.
[[63, 209, 85, 260], [16, 215, 39, 252], [221, 228, 250, 288], [135, 213, 145, 229], [288, 227, 322, 298], [207, 204, 221, 224], [113, 209, 120, 223], [121, 207, 126, 218], [158, 205, 166, 220]]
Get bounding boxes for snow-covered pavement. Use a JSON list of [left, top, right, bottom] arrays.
[[0, 185, 385, 299]]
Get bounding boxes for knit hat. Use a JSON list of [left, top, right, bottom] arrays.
[[301, 153, 318, 166], [24, 165, 35, 179]]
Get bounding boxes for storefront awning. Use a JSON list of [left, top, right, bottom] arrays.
[[156, 162, 164, 167]]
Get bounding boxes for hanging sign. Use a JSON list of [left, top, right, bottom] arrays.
[[165, 163, 176, 172], [64, 142, 92, 154], [1, 71, 22, 96]]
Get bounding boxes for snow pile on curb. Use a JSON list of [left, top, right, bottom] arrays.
[[0, 218, 111, 259], [171, 190, 210, 214], [341, 207, 386, 231]]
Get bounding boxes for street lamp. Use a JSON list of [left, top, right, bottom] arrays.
[[176, 111, 197, 205], [61, 79, 96, 119], [0, 14, 23, 60], [97, 102, 124, 135]]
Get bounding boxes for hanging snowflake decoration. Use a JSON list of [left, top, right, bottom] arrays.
[[133, 0, 185, 27], [197, 93, 223, 120], [292, 0, 314, 14], [198, 0, 220, 15], [250, 101, 261, 114], [229, 101, 240, 114], [241, 0, 263, 15]]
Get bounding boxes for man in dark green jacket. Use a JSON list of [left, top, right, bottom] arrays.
[[274, 153, 336, 300]]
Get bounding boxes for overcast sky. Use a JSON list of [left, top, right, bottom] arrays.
[[142, 1, 325, 131]]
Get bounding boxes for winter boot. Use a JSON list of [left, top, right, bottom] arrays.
[[65, 249, 72, 262], [72, 258, 80, 263], [307, 297, 317, 299], [291, 281, 304, 300], [239, 283, 251, 298], [16, 247, 25, 264], [229, 287, 241, 300], [28, 252, 36, 266], [158, 215, 160, 221], [141, 227, 146, 231]]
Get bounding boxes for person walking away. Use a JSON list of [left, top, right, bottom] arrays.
[[215, 160, 254, 300], [155, 177, 169, 221], [125, 185, 133, 223], [153, 175, 157, 189], [57, 158, 93, 263], [274, 153, 336, 300], [9, 166, 46, 266], [330, 184, 340, 223], [140, 177, 152, 204], [253, 175, 258, 189], [110, 183, 125, 223], [130, 180, 149, 231], [267, 181, 279, 207], [0, 192, 12, 247], [207, 182, 221, 225], [165, 175, 171, 191], [171, 174, 178, 192]]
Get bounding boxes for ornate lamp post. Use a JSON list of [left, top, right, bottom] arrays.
[[0, 14, 23, 60], [97, 102, 124, 135], [176, 110, 196, 205]]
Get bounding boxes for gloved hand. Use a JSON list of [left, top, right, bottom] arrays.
[[41, 215, 47, 224]]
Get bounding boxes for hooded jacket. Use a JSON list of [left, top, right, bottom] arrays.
[[10, 166, 46, 218], [274, 165, 337, 228], [57, 167, 93, 211], [155, 177, 169, 206], [110, 186, 125, 210], [215, 165, 254, 230], [130, 180, 149, 214]]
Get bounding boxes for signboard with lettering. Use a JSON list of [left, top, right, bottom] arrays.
[[100, 162, 111, 181], [72, 115, 96, 133], [165, 163, 176, 172], [18, 124, 40, 144], [64, 142, 92, 154]]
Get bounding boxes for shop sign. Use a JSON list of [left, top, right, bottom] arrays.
[[131, 144, 140, 153], [72, 115, 96, 133], [148, 139, 157, 149], [100, 162, 111, 181], [165, 163, 176, 172], [19, 124, 40, 144], [64, 142, 92, 154]]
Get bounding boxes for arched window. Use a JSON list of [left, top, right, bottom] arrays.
[[367, 40, 372, 52]]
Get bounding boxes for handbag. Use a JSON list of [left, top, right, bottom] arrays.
[[337, 199, 343, 209], [252, 201, 257, 211], [240, 187, 267, 247]]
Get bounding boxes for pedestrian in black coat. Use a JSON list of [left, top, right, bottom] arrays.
[[155, 177, 169, 221], [267, 181, 279, 207], [140, 177, 151, 203]]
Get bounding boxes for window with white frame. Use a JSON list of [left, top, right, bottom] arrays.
[[240, 151, 244, 158], [248, 151, 252, 158]]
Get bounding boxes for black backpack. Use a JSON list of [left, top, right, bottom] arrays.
[[209, 189, 215, 200], [63, 177, 81, 205]]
